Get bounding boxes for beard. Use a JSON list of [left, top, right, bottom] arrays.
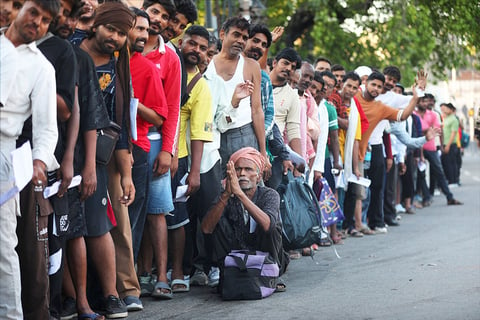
[[245, 47, 262, 61], [183, 51, 200, 66], [148, 22, 162, 35]]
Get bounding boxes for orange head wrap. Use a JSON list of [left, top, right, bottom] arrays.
[[229, 147, 265, 173]]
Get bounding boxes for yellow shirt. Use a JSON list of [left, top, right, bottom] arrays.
[[178, 70, 214, 158], [338, 107, 362, 162]]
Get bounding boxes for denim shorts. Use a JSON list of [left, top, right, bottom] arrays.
[[146, 135, 174, 214]]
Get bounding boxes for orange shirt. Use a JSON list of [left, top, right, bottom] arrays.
[[355, 92, 401, 160]]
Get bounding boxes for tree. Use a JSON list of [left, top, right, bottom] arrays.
[[262, 0, 480, 84], [195, 0, 479, 84]]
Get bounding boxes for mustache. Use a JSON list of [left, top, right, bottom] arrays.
[[185, 51, 200, 61], [135, 37, 147, 44], [249, 48, 262, 57], [148, 22, 162, 34], [238, 177, 250, 183]]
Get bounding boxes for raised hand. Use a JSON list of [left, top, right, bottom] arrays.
[[231, 80, 254, 107], [271, 26, 284, 43], [416, 69, 428, 91]]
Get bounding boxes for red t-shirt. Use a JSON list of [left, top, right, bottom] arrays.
[[145, 41, 181, 155], [130, 52, 168, 152]]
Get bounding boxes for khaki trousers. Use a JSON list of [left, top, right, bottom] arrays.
[[107, 160, 140, 298]]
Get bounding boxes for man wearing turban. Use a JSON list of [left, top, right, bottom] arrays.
[[202, 147, 289, 290], [77, 2, 139, 317]]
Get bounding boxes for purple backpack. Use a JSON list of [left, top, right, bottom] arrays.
[[222, 250, 279, 300]]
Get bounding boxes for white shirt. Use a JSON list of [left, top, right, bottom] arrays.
[[0, 34, 17, 107], [199, 67, 224, 173], [311, 99, 329, 173], [207, 55, 252, 132], [376, 90, 412, 162], [376, 90, 412, 109], [273, 83, 301, 141], [0, 35, 59, 170]]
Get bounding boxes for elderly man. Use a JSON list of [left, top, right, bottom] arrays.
[[201, 147, 289, 290]]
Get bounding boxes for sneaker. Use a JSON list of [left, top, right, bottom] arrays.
[[123, 296, 143, 312], [60, 297, 77, 320], [208, 267, 220, 288], [190, 270, 208, 286], [103, 295, 128, 319], [395, 203, 406, 213], [139, 273, 154, 297], [374, 227, 388, 234]]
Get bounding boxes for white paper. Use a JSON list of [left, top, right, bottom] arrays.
[[249, 216, 257, 233], [418, 160, 426, 172], [174, 185, 189, 202], [12, 141, 33, 191], [48, 248, 62, 275], [174, 173, 190, 202], [0, 142, 33, 206], [347, 175, 371, 188], [43, 175, 82, 199], [336, 170, 346, 189], [130, 97, 138, 141]]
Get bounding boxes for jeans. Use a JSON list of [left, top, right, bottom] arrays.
[[423, 149, 453, 201]]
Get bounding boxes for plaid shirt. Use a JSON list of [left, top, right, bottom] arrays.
[[261, 70, 275, 138]]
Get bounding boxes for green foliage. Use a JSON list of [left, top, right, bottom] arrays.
[[197, 0, 479, 82]]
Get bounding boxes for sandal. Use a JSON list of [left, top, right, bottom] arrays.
[[171, 278, 190, 293], [331, 234, 344, 245], [405, 207, 415, 214], [359, 226, 375, 235], [151, 281, 173, 299], [319, 237, 332, 247], [348, 229, 364, 237]]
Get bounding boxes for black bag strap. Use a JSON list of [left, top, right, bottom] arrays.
[[186, 72, 203, 96], [228, 254, 248, 272]]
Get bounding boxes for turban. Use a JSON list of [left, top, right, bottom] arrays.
[[354, 66, 372, 78], [229, 147, 265, 173], [93, 2, 135, 35]]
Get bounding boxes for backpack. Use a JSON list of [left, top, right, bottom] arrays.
[[276, 171, 323, 250], [221, 250, 279, 300]]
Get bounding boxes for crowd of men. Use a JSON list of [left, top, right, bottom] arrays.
[[0, 0, 466, 319]]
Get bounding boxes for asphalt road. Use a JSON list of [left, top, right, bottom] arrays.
[[129, 146, 480, 320]]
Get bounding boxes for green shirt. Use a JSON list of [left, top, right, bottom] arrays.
[[443, 113, 459, 146]]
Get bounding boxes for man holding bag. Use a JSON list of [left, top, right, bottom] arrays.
[[201, 147, 289, 288]]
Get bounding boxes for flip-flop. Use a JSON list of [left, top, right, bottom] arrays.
[[151, 281, 173, 299], [319, 237, 332, 246], [78, 313, 104, 320], [359, 226, 375, 235], [171, 278, 190, 293], [348, 229, 364, 237]]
